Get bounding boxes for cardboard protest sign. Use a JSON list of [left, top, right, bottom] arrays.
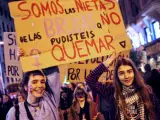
[[4, 32, 23, 82], [9, 0, 132, 72], [59, 50, 130, 83]]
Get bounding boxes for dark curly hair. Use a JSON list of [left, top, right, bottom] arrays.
[[21, 70, 53, 97]]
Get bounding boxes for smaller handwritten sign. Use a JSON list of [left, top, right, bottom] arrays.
[[59, 50, 130, 83], [4, 32, 23, 82]]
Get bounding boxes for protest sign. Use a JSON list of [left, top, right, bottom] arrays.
[[9, 0, 132, 72], [4, 32, 23, 82], [59, 50, 130, 83]]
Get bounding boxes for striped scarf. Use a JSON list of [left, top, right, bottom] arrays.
[[119, 85, 146, 120]]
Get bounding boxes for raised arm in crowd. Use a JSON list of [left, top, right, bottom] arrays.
[[6, 48, 60, 120]]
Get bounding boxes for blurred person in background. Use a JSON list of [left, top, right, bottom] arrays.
[[144, 64, 152, 83], [147, 69, 160, 101], [59, 83, 74, 120], [0, 93, 2, 106], [18, 94, 25, 103], [0, 94, 3, 119], [68, 83, 76, 92], [90, 74, 114, 120], [138, 68, 144, 77], [77, 82, 85, 89], [77, 82, 93, 101], [0, 94, 13, 120], [68, 86, 104, 120]]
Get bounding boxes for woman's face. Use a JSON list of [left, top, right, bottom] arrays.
[[76, 90, 85, 102], [3, 95, 9, 103], [18, 95, 24, 103], [118, 65, 134, 86], [26, 75, 46, 98]]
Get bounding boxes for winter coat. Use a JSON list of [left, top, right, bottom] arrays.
[[68, 101, 104, 120]]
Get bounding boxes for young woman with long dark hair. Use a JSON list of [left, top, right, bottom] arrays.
[[86, 55, 160, 120]]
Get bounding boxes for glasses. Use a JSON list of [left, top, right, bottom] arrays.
[[76, 92, 85, 97]]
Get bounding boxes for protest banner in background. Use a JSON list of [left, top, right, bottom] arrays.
[[4, 32, 23, 82], [9, 0, 132, 72], [59, 50, 130, 83]]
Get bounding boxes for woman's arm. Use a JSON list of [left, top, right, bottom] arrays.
[[85, 63, 114, 96], [17, 48, 61, 108], [85, 53, 116, 96], [43, 66, 60, 108]]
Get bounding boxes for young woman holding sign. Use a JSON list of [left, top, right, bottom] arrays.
[[86, 54, 160, 120], [6, 48, 60, 120]]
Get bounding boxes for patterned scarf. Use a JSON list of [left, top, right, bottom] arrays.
[[119, 85, 146, 120]]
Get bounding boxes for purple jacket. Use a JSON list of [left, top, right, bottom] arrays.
[[6, 66, 60, 120], [86, 63, 160, 120]]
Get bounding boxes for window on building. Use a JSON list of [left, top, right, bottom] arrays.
[[138, 32, 145, 45], [7, 24, 9, 32], [153, 21, 160, 39], [0, 25, 1, 32], [9, 14, 12, 21], [144, 27, 152, 43], [119, 1, 127, 24], [11, 78, 14, 83], [5, 10, 7, 19], [0, 6, 2, 16], [2, 22, 6, 32], [127, 31, 141, 49], [11, 26, 13, 32], [131, 0, 139, 17]]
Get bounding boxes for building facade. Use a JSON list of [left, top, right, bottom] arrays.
[[0, 0, 19, 94], [119, 0, 160, 70]]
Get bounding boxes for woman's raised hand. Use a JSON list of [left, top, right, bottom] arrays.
[[17, 47, 25, 57], [103, 52, 117, 68]]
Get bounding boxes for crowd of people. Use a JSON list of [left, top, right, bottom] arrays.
[[0, 93, 24, 120], [0, 49, 160, 120]]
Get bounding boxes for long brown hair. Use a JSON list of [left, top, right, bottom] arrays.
[[114, 57, 155, 120]]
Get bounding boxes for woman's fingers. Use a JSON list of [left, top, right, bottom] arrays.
[[17, 47, 25, 57], [103, 51, 117, 67]]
